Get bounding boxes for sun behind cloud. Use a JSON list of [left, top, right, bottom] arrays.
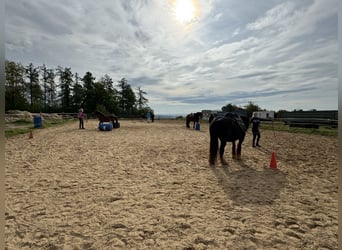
[[173, 0, 196, 24]]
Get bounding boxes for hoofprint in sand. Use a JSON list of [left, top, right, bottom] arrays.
[[5, 119, 337, 249]]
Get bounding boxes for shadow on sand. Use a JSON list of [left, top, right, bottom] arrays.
[[211, 160, 287, 206]]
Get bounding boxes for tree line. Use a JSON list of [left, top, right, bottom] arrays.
[[221, 101, 290, 118], [221, 102, 261, 118], [5, 60, 153, 117]]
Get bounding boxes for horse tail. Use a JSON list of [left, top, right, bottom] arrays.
[[209, 128, 219, 165]]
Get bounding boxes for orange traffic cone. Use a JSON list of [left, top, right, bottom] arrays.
[[269, 151, 277, 169], [29, 129, 33, 139]]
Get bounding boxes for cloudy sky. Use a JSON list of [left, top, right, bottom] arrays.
[[5, 0, 338, 115]]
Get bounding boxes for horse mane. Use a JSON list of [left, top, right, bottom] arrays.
[[224, 112, 249, 131]]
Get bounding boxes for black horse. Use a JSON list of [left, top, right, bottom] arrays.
[[186, 112, 203, 128], [95, 111, 119, 128], [209, 112, 249, 166]]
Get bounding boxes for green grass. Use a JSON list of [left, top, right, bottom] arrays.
[[12, 119, 33, 125], [5, 118, 77, 138], [5, 128, 31, 137], [42, 118, 76, 128], [261, 121, 337, 137]]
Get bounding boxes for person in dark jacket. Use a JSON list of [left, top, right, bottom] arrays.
[[251, 112, 261, 147], [209, 113, 214, 124]]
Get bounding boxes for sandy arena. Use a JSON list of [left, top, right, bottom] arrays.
[[5, 119, 337, 249]]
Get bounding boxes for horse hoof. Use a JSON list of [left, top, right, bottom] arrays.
[[220, 159, 228, 165]]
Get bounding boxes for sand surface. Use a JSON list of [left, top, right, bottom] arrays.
[[5, 119, 337, 249]]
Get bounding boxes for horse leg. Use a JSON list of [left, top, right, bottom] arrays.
[[232, 141, 237, 159], [219, 140, 228, 165], [236, 140, 242, 160]]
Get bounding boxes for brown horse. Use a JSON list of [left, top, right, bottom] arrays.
[[95, 111, 119, 128], [186, 112, 203, 128]]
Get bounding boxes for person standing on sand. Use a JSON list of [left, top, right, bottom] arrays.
[[251, 112, 261, 147], [78, 108, 85, 129]]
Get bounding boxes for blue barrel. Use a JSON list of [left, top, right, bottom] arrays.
[[195, 122, 200, 130], [99, 123, 113, 131], [33, 116, 42, 128]]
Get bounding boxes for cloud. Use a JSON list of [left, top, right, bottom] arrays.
[[5, 0, 338, 114], [246, 2, 296, 31]]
